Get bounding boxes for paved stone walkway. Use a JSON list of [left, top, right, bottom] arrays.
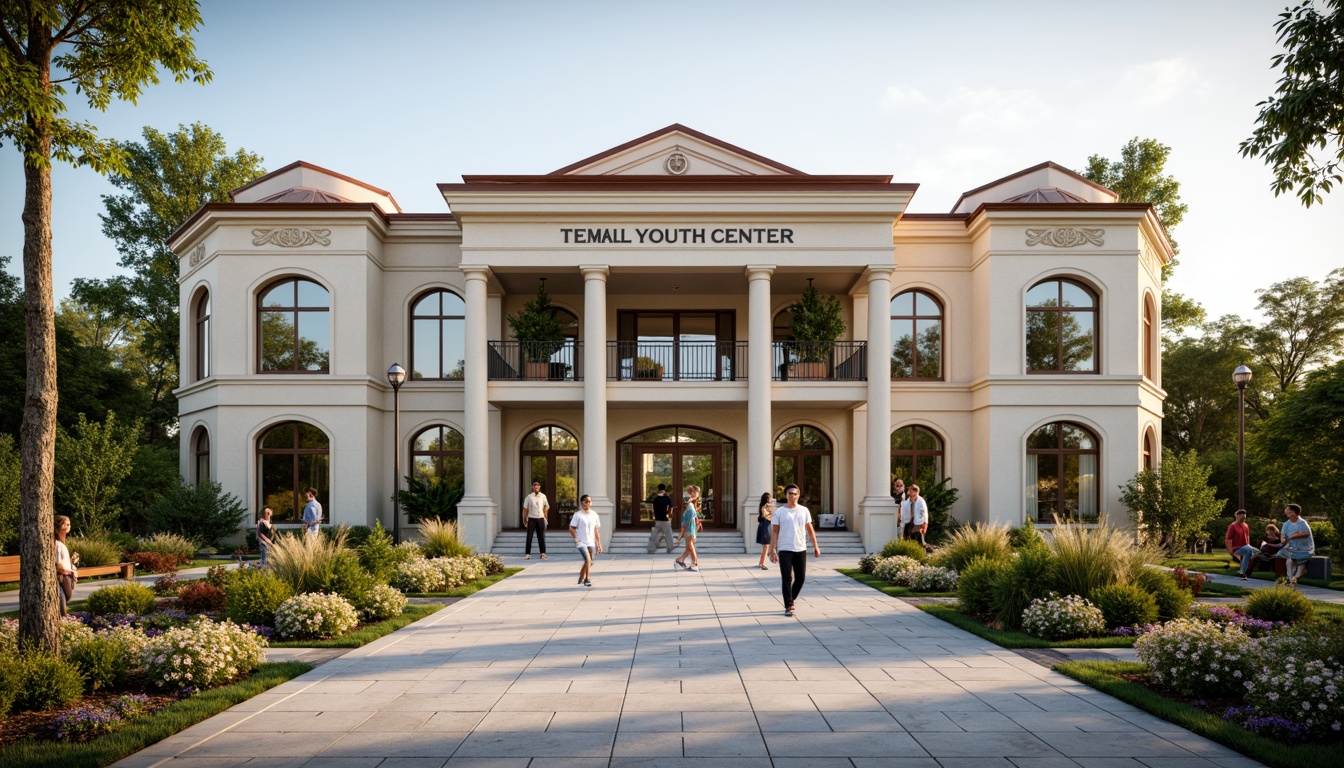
[[113, 554, 1261, 768]]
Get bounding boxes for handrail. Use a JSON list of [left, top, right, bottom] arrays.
[[606, 340, 748, 381], [487, 340, 582, 381], [772, 341, 867, 381]]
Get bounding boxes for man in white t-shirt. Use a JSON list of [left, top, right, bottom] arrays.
[[901, 485, 929, 544], [522, 481, 550, 560], [769, 484, 821, 617], [568, 495, 602, 587]]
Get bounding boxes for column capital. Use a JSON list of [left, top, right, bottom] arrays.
[[579, 265, 610, 280], [863, 264, 897, 282], [744, 265, 776, 280], [459, 264, 492, 281]]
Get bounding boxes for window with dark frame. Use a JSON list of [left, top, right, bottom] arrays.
[[1143, 428, 1155, 471], [890, 425, 944, 489], [1025, 278, 1098, 373], [257, 421, 330, 523], [410, 290, 466, 380], [1026, 421, 1100, 523], [257, 278, 330, 373], [194, 289, 211, 381], [411, 425, 465, 485], [1143, 295, 1155, 380], [772, 425, 833, 515], [890, 289, 943, 379], [193, 427, 210, 484]]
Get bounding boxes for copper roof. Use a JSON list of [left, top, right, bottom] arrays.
[[254, 186, 356, 204], [1000, 187, 1090, 204]]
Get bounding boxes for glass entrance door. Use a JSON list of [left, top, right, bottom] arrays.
[[524, 454, 579, 529], [681, 449, 717, 525]]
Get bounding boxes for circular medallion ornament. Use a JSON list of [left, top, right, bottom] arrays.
[[664, 152, 689, 175]]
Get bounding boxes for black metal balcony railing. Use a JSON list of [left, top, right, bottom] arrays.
[[772, 341, 868, 381], [487, 340, 582, 381], [607, 341, 748, 381]]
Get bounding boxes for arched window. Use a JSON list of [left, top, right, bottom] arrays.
[[1143, 428, 1155, 471], [522, 426, 579, 528], [1026, 278, 1097, 373], [773, 426, 832, 514], [409, 425, 465, 522], [890, 290, 943, 379], [411, 290, 466, 380], [1026, 422, 1099, 523], [258, 278, 330, 373], [193, 427, 210, 484], [257, 422, 329, 522], [194, 289, 211, 381], [1143, 294, 1155, 380], [890, 425, 944, 489]]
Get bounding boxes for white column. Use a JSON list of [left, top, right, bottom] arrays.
[[456, 265, 497, 550], [580, 266, 614, 532], [745, 266, 775, 543], [858, 265, 898, 552]]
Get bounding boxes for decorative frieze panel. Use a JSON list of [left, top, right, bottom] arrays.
[[1025, 227, 1104, 248], [251, 227, 332, 247], [188, 244, 206, 266]]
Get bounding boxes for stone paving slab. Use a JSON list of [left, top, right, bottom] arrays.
[[112, 554, 1263, 767]]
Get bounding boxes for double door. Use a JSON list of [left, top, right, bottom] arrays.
[[522, 451, 578, 528], [630, 445, 723, 528]]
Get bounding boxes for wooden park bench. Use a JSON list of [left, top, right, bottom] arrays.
[[0, 554, 135, 583]]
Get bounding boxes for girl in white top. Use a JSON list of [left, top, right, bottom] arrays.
[[54, 514, 77, 614]]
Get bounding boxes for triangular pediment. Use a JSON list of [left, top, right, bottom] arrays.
[[550, 124, 805, 177]]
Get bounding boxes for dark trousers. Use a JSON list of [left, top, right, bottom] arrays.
[[778, 550, 807, 609], [526, 517, 547, 554]]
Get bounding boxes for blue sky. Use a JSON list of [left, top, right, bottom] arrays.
[[2, 0, 1340, 323]]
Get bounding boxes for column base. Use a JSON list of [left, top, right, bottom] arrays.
[[586, 496, 615, 542], [456, 495, 498, 552], [858, 495, 900, 554]]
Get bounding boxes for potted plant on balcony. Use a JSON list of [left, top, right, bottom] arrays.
[[633, 356, 665, 380], [785, 278, 845, 379], [507, 280, 566, 380]]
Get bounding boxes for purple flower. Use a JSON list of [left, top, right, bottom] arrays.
[[51, 705, 123, 741]]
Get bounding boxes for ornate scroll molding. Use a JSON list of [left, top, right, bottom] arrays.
[[251, 227, 331, 247], [1025, 227, 1104, 248], [188, 244, 206, 266]]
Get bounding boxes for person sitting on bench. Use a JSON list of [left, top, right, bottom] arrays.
[[1225, 509, 1258, 581]]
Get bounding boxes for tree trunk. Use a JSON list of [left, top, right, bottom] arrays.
[[18, 32, 61, 656]]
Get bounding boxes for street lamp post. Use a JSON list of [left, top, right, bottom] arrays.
[[387, 363, 407, 544], [1233, 364, 1253, 511]]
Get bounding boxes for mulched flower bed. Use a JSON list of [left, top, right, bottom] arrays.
[[1119, 670, 1340, 744], [0, 691, 176, 747]]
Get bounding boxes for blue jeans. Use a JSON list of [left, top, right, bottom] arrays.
[[1233, 545, 1259, 575]]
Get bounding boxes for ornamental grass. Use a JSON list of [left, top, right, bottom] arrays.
[[1048, 518, 1158, 600], [266, 528, 349, 594], [417, 517, 473, 559], [931, 522, 1011, 573]]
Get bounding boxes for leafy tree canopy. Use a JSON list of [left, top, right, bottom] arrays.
[[54, 411, 142, 534], [1240, 0, 1344, 206], [1251, 268, 1344, 392], [1249, 359, 1344, 514], [1120, 449, 1226, 552], [1084, 137, 1188, 255]]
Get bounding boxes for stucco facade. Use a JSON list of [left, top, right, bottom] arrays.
[[172, 125, 1169, 552]]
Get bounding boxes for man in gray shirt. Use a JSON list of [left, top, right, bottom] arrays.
[[646, 484, 675, 554]]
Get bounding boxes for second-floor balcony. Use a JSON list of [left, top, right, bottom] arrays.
[[488, 340, 583, 381], [773, 341, 867, 381], [484, 339, 868, 382], [607, 341, 748, 381]]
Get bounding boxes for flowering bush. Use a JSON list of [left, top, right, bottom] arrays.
[[66, 624, 149, 690], [223, 566, 293, 627], [910, 565, 959, 592], [357, 583, 407, 621], [1222, 705, 1312, 743], [432, 556, 486, 589], [205, 564, 230, 587], [1189, 604, 1289, 637], [177, 581, 227, 613], [476, 552, 505, 576], [871, 555, 921, 583], [1243, 631, 1344, 738], [1021, 594, 1106, 640], [857, 553, 882, 575], [274, 592, 359, 639], [152, 572, 181, 596], [54, 692, 155, 739], [139, 619, 265, 690], [390, 557, 445, 593], [1135, 619, 1253, 698]]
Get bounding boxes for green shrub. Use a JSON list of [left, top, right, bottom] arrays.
[[1047, 521, 1138, 600], [1244, 584, 1314, 624], [920, 477, 960, 545], [957, 555, 1008, 616], [476, 552, 504, 576], [145, 478, 246, 546], [224, 567, 293, 626], [66, 534, 122, 567], [205, 564, 230, 587], [10, 651, 84, 712], [931, 523, 1011, 573], [880, 538, 926, 561], [131, 550, 185, 574], [105, 531, 140, 558], [1309, 519, 1336, 550], [328, 525, 374, 549], [1007, 518, 1044, 550], [418, 518, 472, 559], [66, 627, 146, 691], [358, 521, 401, 582], [1134, 568, 1193, 621], [322, 551, 377, 606], [994, 545, 1057, 630], [86, 583, 158, 616], [137, 532, 197, 561], [178, 581, 228, 613], [355, 583, 407, 621], [0, 652, 21, 716], [1090, 583, 1159, 629]]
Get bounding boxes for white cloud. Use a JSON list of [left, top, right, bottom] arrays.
[[940, 85, 1055, 134], [881, 85, 928, 111], [1118, 58, 1201, 108]]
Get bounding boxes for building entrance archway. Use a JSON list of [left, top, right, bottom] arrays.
[[520, 425, 579, 529], [618, 426, 736, 530]]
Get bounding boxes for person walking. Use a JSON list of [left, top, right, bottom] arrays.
[[257, 507, 275, 567], [54, 515, 77, 616], [523, 480, 550, 560], [568, 494, 602, 587], [646, 483, 675, 554], [906, 484, 929, 546], [675, 484, 702, 572], [755, 492, 774, 569], [1225, 509, 1259, 580], [302, 487, 323, 538], [769, 483, 820, 617], [1275, 503, 1314, 586]]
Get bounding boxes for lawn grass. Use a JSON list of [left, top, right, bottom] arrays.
[[837, 568, 957, 598], [268, 604, 443, 648], [1162, 553, 1343, 591], [916, 603, 1137, 648], [1200, 581, 1251, 597], [1055, 661, 1344, 768], [407, 567, 523, 598], [0, 661, 311, 768]]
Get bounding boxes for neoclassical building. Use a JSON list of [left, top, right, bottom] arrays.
[[172, 125, 1169, 552]]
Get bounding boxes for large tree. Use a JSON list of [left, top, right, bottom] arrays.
[[1160, 315, 1263, 454], [1240, 0, 1344, 207], [1249, 359, 1344, 517], [0, 2, 210, 654], [72, 123, 264, 441], [1120, 448, 1226, 553], [1251, 269, 1344, 393]]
